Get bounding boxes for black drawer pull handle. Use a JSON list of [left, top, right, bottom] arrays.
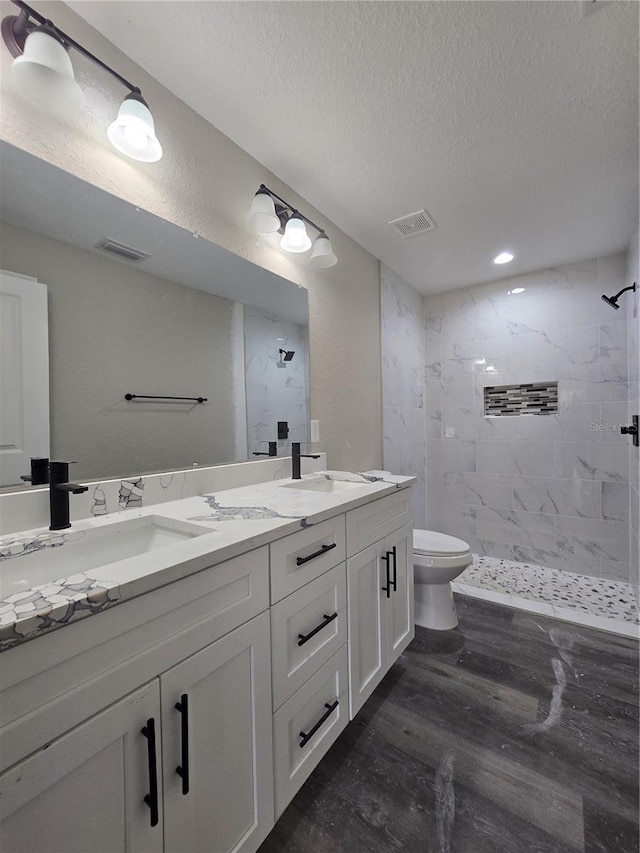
[[298, 612, 338, 646], [296, 542, 337, 567], [141, 718, 159, 827], [299, 700, 339, 748], [175, 693, 190, 795]]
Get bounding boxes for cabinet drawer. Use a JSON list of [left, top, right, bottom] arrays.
[[346, 489, 413, 556], [273, 645, 348, 818], [270, 516, 346, 603], [271, 563, 347, 711]]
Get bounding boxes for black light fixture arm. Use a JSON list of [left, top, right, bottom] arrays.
[[258, 184, 328, 237], [8, 0, 141, 95]]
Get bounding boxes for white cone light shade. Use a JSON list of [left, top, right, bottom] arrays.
[[309, 233, 337, 268], [280, 215, 312, 253], [107, 95, 162, 163], [12, 29, 84, 114], [246, 191, 280, 233]]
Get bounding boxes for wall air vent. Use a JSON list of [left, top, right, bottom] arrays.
[[94, 238, 150, 263], [389, 209, 437, 238]]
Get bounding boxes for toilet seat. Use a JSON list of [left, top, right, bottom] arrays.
[[413, 529, 470, 557]]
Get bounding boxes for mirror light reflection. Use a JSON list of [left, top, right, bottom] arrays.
[[0, 141, 310, 488]]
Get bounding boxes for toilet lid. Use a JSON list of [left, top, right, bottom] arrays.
[[413, 529, 470, 557]]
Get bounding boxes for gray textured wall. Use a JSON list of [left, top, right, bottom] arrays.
[[2, 222, 238, 480]]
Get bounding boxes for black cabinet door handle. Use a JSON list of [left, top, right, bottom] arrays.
[[175, 693, 190, 795], [390, 545, 398, 593], [381, 551, 392, 598], [381, 547, 398, 597], [141, 718, 159, 827], [299, 700, 339, 748], [296, 542, 337, 567], [297, 612, 338, 646]]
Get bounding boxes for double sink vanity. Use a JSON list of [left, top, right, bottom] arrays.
[[0, 463, 415, 853]]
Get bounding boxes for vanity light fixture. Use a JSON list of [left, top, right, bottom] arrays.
[[247, 184, 338, 268], [493, 251, 515, 265], [280, 214, 312, 253], [2, 0, 163, 162], [508, 287, 526, 295]]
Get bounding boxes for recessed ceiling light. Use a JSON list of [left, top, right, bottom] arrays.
[[508, 287, 526, 295], [493, 251, 514, 265]]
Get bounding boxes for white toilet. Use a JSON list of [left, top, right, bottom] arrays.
[[413, 529, 473, 630]]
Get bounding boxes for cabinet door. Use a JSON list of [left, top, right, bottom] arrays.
[[346, 542, 387, 718], [161, 611, 274, 853], [385, 523, 415, 665], [0, 681, 162, 853]]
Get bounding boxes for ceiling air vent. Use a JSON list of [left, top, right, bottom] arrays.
[[389, 209, 437, 238], [94, 238, 150, 263]]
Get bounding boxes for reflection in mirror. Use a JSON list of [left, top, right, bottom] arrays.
[[0, 141, 309, 488], [245, 306, 309, 458]]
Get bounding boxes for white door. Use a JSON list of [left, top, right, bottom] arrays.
[[347, 542, 387, 718], [0, 271, 49, 487], [0, 680, 163, 853], [385, 523, 415, 664], [161, 611, 274, 853]]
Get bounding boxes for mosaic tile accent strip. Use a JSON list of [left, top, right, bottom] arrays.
[[457, 555, 639, 625], [484, 381, 558, 416]]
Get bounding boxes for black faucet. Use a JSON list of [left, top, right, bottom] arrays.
[[252, 441, 278, 457], [21, 458, 88, 530], [20, 457, 50, 486], [291, 442, 321, 479], [49, 461, 89, 530]]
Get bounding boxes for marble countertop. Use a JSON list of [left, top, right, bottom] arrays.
[[0, 470, 415, 651]]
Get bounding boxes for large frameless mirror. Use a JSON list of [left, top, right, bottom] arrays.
[[0, 141, 309, 488]]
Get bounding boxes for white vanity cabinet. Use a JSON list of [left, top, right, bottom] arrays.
[[160, 611, 274, 853], [0, 479, 416, 852], [346, 491, 415, 718], [0, 613, 273, 853], [0, 680, 163, 853]]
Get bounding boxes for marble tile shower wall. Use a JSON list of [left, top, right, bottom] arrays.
[[424, 253, 631, 582], [381, 263, 427, 527], [626, 230, 639, 605], [244, 307, 309, 457]]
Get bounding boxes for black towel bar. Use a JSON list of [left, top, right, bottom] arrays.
[[125, 394, 207, 403]]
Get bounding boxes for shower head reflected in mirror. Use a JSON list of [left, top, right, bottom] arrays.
[[601, 282, 636, 310]]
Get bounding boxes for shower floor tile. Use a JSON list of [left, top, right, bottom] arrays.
[[453, 555, 639, 637]]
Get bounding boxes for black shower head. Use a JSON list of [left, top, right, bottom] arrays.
[[279, 349, 295, 361], [601, 282, 636, 310], [601, 293, 620, 310]]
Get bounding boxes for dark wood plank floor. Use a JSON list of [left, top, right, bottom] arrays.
[[259, 594, 639, 853]]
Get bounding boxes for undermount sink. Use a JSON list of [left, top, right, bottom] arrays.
[[280, 476, 365, 494], [0, 515, 213, 597]]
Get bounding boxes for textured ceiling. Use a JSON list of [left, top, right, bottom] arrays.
[[68, 1, 639, 294]]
